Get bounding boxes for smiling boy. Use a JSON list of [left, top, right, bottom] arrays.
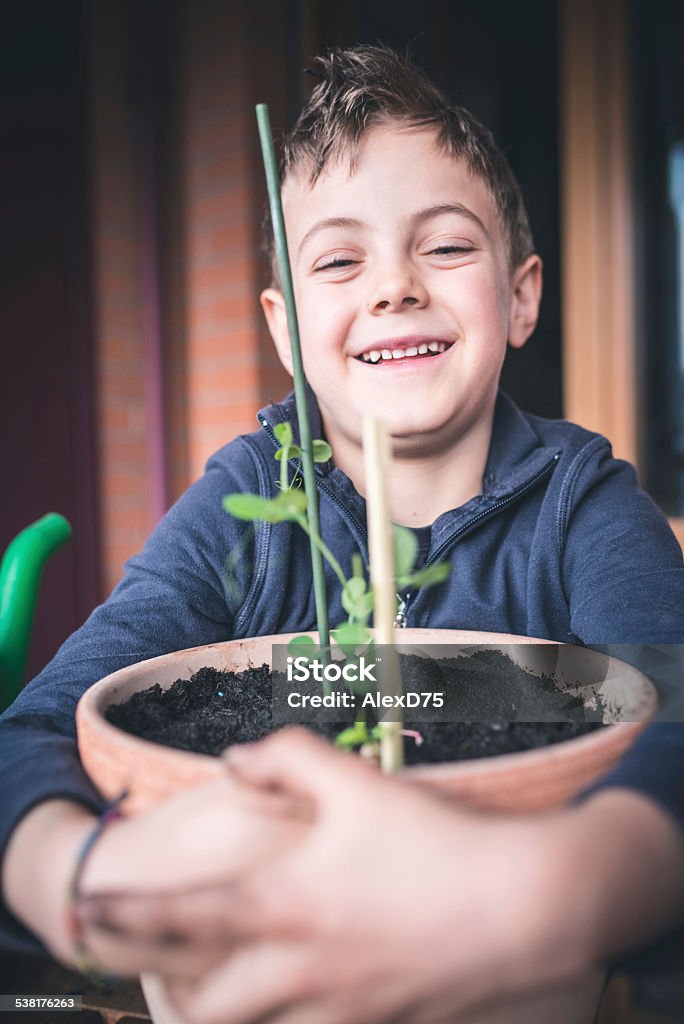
[[263, 122, 541, 523], [1, 43, 684, 1022]]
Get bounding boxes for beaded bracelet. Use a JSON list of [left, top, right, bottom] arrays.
[[65, 791, 128, 980]]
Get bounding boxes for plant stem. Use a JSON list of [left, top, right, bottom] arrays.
[[280, 450, 290, 492], [293, 515, 347, 588], [257, 104, 330, 663]]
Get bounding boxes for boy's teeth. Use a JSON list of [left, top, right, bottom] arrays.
[[360, 341, 450, 362]]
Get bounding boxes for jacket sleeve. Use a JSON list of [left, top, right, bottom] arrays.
[[561, 439, 684, 997], [562, 437, 684, 645], [559, 439, 684, 815], [0, 453, 256, 953]]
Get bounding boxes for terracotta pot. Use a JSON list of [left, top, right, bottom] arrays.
[[77, 629, 657, 815], [78, 631, 656, 1024]]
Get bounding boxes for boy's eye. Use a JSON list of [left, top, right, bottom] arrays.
[[428, 245, 475, 256], [313, 257, 358, 272]]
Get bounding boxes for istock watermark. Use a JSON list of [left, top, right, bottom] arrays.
[[270, 642, 668, 728], [273, 644, 450, 726], [286, 655, 377, 685]]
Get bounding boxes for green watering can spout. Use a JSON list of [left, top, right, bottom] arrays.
[[0, 513, 72, 711]]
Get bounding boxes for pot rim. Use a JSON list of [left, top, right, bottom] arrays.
[[77, 628, 657, 785]]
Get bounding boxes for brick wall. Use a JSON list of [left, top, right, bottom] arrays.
[[89, 1, 150, 596], [89, 0, 292, 596], [172, 1, 293, 491]]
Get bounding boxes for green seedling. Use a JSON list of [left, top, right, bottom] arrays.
[[224, 421, 450, 751]]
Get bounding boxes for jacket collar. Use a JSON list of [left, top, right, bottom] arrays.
[[482, 392, 560, 501], [257, 389, 561, 519], [258, 384, 331, 477]]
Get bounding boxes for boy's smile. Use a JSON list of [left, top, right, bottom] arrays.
[[261, 123, 541, 509], [355, 336, 451, 362]]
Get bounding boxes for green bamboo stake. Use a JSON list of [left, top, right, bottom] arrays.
[[256, 103, 330, 663]]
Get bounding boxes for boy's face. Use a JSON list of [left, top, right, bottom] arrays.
[[262, 124, 541, 459]]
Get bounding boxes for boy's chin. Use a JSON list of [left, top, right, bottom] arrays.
[[354, 400, 462, 444]]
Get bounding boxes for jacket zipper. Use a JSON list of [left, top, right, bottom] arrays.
[[258, 415, 367, 538], [422, 452, 561, 570], [259, 415, 560, 628], [394, 592, 409, 628], [393, 455, 559, 628]]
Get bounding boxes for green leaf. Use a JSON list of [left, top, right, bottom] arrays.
[[398, 561, 451, 589], [223, 490, 307, 524], [332, 620, 372, 657], [312, 439, 332, 463], [274, 443, 301, 461], [287, 634, 318, 659], [289, 634, 316, 648], [393, 525, 419, 578], [341, 576, 364, 604], [341, 577, 374, 620], [274, 422, 293, 447], [223, 494, 272, 521], [334, 722, 371, 749], [351, 552, 364, 579], [276, 489, 307, 511]]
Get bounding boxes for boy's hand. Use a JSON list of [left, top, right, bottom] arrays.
[[4, 776, 307, 978], [140, 729, 681, 1024], [79, 775, 308, 978], [76, 729, 684, 1024], [88, 730, 602, 1024]]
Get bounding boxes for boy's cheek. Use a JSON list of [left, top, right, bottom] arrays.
[[299, 309, 351, 359], [458, 289, 510, 341]]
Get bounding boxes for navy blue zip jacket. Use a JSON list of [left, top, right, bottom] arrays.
[[1, 390, 683, 956]]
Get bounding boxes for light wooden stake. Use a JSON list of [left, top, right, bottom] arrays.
[[362, 416, 404, 773]]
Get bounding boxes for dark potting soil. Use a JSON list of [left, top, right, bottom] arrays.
[[105, 650, 604, 765]]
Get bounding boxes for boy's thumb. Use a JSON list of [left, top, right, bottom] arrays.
[[224, 727, 372, 802]]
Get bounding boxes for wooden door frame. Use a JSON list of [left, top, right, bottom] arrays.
[[559, 0, 684, 548]]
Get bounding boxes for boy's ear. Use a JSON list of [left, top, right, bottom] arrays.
[[260, 288, 293, 376], [508, 254, 543, 350]]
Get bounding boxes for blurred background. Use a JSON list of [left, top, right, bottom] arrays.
[[1, 0, 683, 677]]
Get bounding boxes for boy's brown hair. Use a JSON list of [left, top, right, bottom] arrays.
[[268, 44, 534, 279]]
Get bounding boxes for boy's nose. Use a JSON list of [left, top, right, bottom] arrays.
[[366, 269, 428, 314]]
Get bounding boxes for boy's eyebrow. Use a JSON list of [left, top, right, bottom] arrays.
[[297, 204, 489, 258], [297, 217, 364, 257], [411, 203, 490, 238]]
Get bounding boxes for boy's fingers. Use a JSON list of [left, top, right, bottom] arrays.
[[224, 726, 378, 804], [77, 886, 234, 941], [167, 942, 314, 1024], [78, 877, 302, 943], [81, 926, 229, 979]]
